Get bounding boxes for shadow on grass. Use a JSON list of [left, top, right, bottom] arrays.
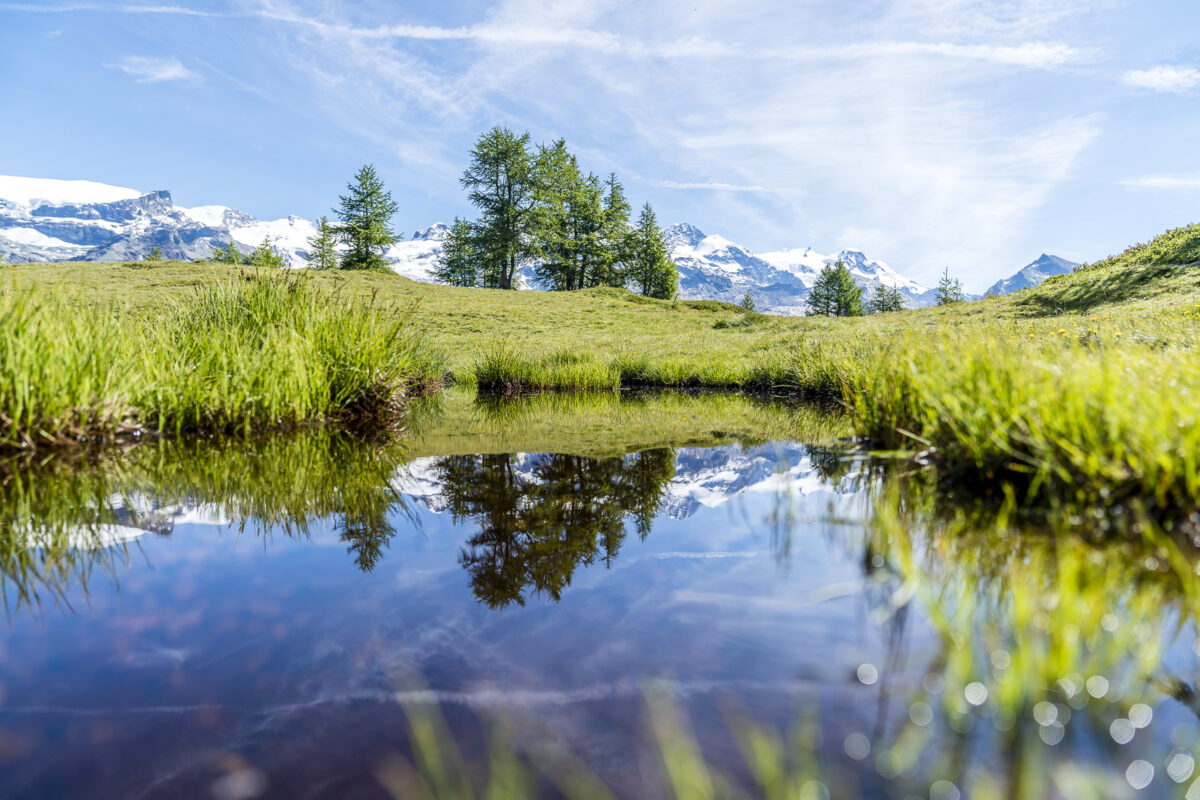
[[1012, 261, 1200, 316]]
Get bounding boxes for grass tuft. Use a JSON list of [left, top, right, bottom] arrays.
[[0, 271, 436, 449]]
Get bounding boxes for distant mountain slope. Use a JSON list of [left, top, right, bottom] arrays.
[[3, 174, 1024, 315], [0, 175, 318, 267], [986, 253, 1078, 296]]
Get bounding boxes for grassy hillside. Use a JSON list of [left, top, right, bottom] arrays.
[[9, 243, 1199, 387], [4, 220, 1200, 520]]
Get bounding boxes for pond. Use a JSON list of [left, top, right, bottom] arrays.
[[0, 390, 1198, 799]]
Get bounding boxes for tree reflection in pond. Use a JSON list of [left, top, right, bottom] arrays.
[[439, 449, 676, 608]]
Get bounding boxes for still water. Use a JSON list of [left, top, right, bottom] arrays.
[[0, 393, 1198, 799]]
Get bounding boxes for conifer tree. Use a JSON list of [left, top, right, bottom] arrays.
[[433, 218, 482, 287], [807, 261, 865, 317], [334, 164, 400, 271], [145, 246, 164, 262], [741, 291, 756, 311], [461, 127, 536, 290], [626, 203, 678, 300], [248, 236, 284, 269], [305, 216, 338, 270], [868, 284, 905, 314], [935, 267, 965, 305], [211, 239, 243, 264], [593, 173, 632, 287]]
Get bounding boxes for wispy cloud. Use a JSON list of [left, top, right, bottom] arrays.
[[659, 181, 775, 192], [1119, 174, 1200, 191], [1122, 65, 1200, 93], [116, 55, 197, 83], [8, 4, 1085, 70]]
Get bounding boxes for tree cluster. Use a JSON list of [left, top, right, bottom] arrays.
[[211, 236, 284, 268], [807, 260, 865, 317], [435, 127, 678, 299]]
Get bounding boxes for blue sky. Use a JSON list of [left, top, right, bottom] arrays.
[[1, 0, 1198, 290]]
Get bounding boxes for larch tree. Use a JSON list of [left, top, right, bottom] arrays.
[[868, 284, 906, 313], [461, 127, 537, 290], [433, 217, 483, 287], [248, 236, 284, 269], [305, 216, 338, 270], [935, 267, 965, 305], [807, 261, 865, 317], [626, 203, 678, 300], [211, 239, 243, 264], [334, 164, 400, 271], [592, 172, 632, 288]]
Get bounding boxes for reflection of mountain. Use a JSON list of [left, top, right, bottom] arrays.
[[396, 443, 853, 522], [664, 442, 846, 519], [22, 494, 230, 550]]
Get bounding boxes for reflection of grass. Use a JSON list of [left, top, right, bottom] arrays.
[[855, 480, 1200, 798], [404, 386, 851, 458], [0, 428, 413, 614]]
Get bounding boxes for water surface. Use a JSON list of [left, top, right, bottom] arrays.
[[0, 393, 1197, 799]]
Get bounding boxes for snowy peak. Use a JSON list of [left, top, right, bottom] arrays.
[[412, 222, 449, 242], [664, 222, 706, 249], [0, 175, 143, 208], [986, 253, 1078, 296]]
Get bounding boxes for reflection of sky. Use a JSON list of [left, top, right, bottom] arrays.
[[0, 442, 1193, 798]]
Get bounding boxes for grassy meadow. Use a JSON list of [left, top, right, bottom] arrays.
[[4, 221, 1200, 520]]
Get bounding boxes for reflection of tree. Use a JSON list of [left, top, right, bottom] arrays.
[[441, 449, 676, 608], [337, 509, 396, 573]]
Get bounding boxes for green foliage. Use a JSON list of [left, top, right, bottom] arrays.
[[335, 164, 400, 271], [211, 239, 243, 265], [460, 127, 536, 290], [867, 283, 905, 313], [806, 260, 864, 317], [247, 236, 284, 269], [935, 267, 965, 305], [626, 203, 678, 299], [433, 218, 482, 287], [305, 216, 338, 271], [593, 172, 633, 287], [529, 139, 608, 291], [145, 246, 164, 262], [740, 291, 755, 311]]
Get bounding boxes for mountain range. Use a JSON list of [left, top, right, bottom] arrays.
[[0, 175, 1073, 313]]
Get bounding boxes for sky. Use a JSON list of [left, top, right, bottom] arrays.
[[1, 0, 1199, 290]]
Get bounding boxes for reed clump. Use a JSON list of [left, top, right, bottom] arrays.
[[0, 271, 435, 450]]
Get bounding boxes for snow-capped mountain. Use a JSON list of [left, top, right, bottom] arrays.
[[0, 175, 319, 267], [666, 223, 933, 312], [0, 174, 1016, 314], [985, 253, 1078, 296]]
